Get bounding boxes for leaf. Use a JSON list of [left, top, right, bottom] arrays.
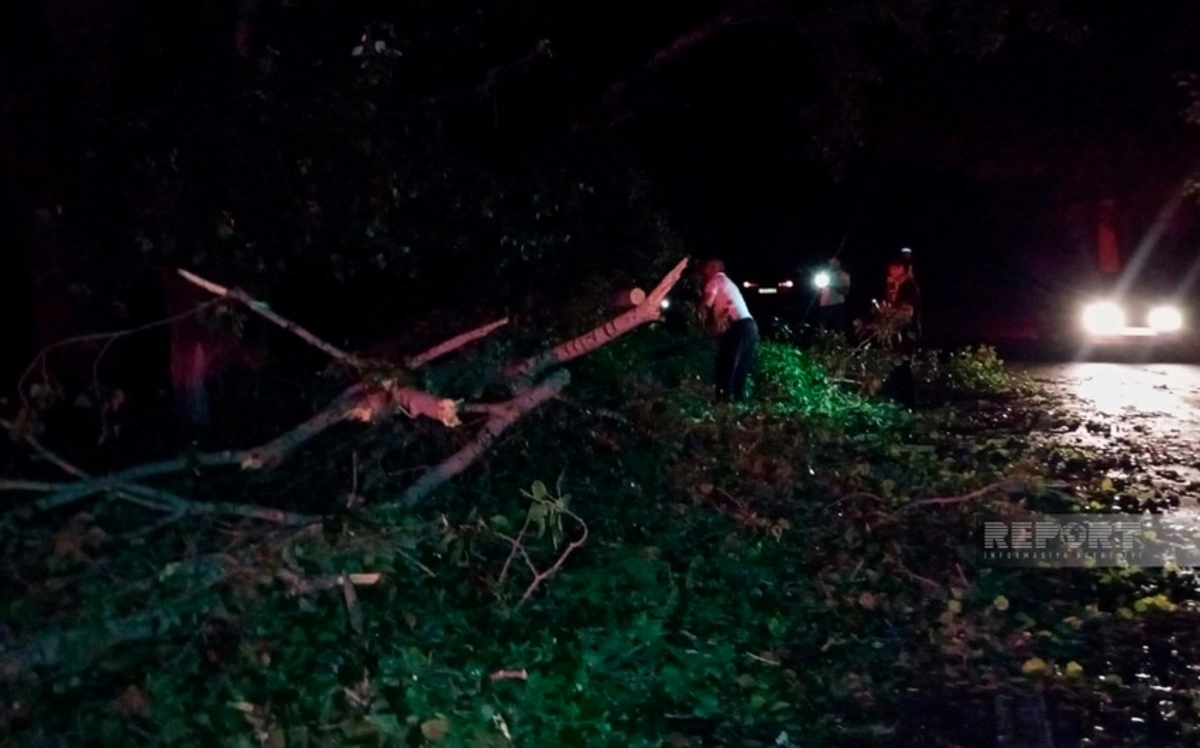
[[527, 503, 549, 536], [1065, 661, 1084, 677], [368, 713, 403, 736], [946, 599, 962, 615], [530, 480, 549, 501], [858, 591, 876, 609], [489, 515, 510, 529], [992, 595, 1009, 611], [734, 674, 756, 688], [1021, 657, 1048, 674], [420, 718, 449, 741]]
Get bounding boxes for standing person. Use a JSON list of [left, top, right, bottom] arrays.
[[817, 257, 851, 333], [885, 259, 921, 344], [700, 259, 759, 402], [881, 258, 922, 406]]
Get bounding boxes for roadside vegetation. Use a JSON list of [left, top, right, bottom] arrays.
[[5, 319, 1198, 747]]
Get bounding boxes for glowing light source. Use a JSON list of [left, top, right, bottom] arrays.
[[813, 271, 831, 290], [742, 281, 753, 288], [1081, 301, 1125, 335], [780, 280, 795, 288], [1148, 305, 1183, 332], [660, 298, 670, 310]]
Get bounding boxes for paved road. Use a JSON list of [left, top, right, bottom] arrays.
[[1017, 362, 1200, 490]]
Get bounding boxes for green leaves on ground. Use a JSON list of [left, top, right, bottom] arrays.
[[4, 337, 1198, 746]]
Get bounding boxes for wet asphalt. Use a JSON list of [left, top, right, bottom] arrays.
[[1016, 360, 1200, 493]]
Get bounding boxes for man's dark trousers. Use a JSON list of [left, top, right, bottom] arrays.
[[715, 318, 759, 401], [882, 328, 919, 407]]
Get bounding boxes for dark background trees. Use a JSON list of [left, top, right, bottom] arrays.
[[7, 0, 1200, 384]]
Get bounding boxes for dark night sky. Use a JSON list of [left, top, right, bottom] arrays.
[[7, 0, 1200, 356]]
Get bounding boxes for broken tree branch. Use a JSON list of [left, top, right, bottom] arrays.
[[407, 317, 509, 368], [1, 415, 315, 525], [506, 258, 688, 384], [15, 260, 686, 513], [398, 369, 572, 507], [176, 268, 365, 366], [1, 469, 316, 526], [30, 451, 246, 513]]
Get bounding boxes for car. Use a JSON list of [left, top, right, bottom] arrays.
[[1038, 272, 1199, 360]]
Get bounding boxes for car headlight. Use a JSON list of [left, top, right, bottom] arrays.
[[1148, 305, 1183, 332], [1081, 301, 1125, 335], [813, 271, 831, 290]]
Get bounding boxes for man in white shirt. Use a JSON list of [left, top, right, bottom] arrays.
[[700, 259, 759, 402]]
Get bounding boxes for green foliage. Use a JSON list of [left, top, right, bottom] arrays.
[[922, 345, 1026, 394], [12, 330, 1193, 746], [752, 342, 906, 428]]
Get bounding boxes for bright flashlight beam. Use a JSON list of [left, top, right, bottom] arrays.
[[660, 298, 670, 310], [813, 271, 831, 290]]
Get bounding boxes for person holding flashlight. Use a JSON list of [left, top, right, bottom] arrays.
[[815, 258, 851, 334]]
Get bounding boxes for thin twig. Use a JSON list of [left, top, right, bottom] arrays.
[[497, 515, 534, 586], [1, 474, 316, 526], [519, 508, 589, 604], [896, 558, 941, 589], [397, 550, 438, 579], [0, 417, 88, 478], [0, 480, 66, 493], [745, 652, 782, 666], [16, 300, 223, 410], [176, 268, 363, 366], [888, 477, 1028, 520]]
